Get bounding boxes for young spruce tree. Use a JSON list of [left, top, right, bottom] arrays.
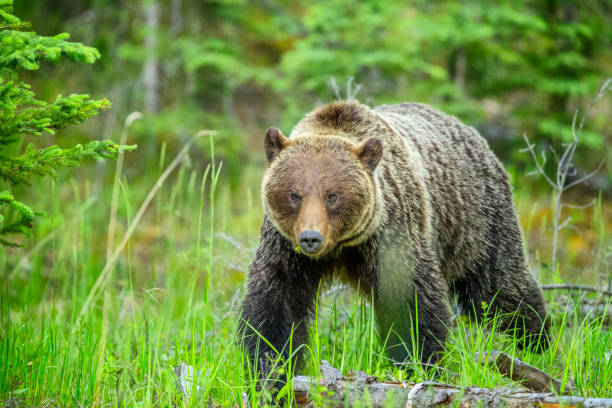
[[0, 0, 135, 248]]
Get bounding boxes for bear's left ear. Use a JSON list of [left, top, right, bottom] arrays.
[[353, 137, 383, 172], [264, 127, 290, 164]]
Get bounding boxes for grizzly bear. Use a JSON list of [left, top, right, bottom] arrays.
[[239, 101, 549, 383]]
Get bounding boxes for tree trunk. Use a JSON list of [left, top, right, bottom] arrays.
[[142, 0, 159, 114]]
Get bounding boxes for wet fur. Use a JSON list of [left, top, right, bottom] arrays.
[[239, 101, 549, 382]]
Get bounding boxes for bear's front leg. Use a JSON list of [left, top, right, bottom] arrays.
[[238, 218, 322, 391], [375, 236, 451, 371]]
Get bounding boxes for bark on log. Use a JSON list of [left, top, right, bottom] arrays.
[[293, 361, 612, 408]]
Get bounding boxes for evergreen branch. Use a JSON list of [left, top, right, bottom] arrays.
[[0, 141, 137, 185], [0, 1, 29, 32], [0, 189, 37, 247], [1, 2, 98, 69], [0, 79, 111, 142], [2, 221, 32, 237], [0, 236, 21, 248], [0, 29, 100, 70]]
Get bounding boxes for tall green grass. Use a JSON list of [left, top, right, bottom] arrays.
[[1, 141, 610, 406]]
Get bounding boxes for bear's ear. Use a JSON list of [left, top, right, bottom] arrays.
[[353, 137, 383, 172], [264, 127, 290, 164]]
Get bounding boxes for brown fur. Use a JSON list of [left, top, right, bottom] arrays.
[[262, 133, 377, 257], [240, 101, 550, 385]]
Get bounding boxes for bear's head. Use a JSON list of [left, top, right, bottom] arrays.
[[262, 127, 383, 258]]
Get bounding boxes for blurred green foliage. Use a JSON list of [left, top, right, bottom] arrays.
[[11, 0, 612, 190], [0, 0, 135, 248]]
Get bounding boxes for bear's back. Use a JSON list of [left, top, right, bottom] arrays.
[[374, 102, 506, 189], [375, 103, 486, 152]]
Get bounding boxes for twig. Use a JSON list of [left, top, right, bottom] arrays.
[[560, 198, 596, 209], [521, 135, 556, 189], [542, 284, 612, 297], [328, 76, 362, 100], [556, 216, 572, 231], [564, 160, 606, 190]]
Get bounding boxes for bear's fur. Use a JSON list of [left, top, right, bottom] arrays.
[[239, 101, 549, 380]]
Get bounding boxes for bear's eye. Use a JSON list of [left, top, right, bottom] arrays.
[[326, 193, 337, 204], [290, 192, 301, 203]]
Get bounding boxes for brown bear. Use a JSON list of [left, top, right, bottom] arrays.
[[239, 101, 549, 384]]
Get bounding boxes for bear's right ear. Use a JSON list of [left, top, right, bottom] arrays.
[[264, 127, 289, 164]]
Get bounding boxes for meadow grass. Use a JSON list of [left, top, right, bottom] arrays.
[[1, 143, 610, 407]]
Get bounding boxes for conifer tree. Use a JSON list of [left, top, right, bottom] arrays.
[[0, 0, 135, 248]]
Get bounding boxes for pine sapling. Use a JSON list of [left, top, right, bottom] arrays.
[[0, 0, 136, 248]]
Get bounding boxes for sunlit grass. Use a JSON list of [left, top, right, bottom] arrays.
[[3, 273, 610, 406]]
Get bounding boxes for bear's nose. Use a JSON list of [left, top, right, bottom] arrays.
[[299, 230, 322, 253]]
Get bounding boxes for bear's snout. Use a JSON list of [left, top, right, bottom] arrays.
[[299, 230, 322, 253]]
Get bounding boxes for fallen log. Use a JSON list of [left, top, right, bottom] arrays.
[[475, 351, 564, 393], [293, 361, 612, 407]]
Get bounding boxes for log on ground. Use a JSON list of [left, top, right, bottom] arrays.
[[475, 351, 564, 393], [293, 361, 612, 408]]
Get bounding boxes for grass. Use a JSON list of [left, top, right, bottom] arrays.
[[1, 142, 611, 407]]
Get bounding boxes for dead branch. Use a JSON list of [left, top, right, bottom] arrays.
[[522, 78, 611, 274], [328, 76, 362, 100], [293, 361, 612, 407], [475, 351, 563, 393], [542, 284, 612, 297], [560, 198, 597, 209]]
